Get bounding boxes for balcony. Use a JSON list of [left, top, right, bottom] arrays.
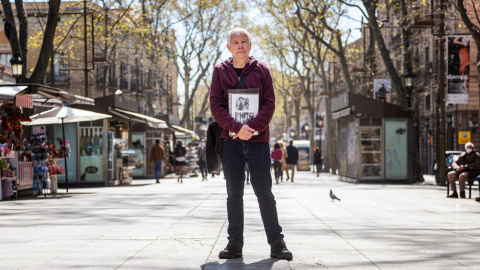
[[45, 73, 69, 84]]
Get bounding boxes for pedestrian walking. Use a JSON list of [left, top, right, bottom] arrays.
[[277, 140, 288, 182], [313, 148, 322, 177], [150, 139, 166, 183], [210, 27, 292, 260], [197, 140, 208, 181], [174, 141, 186, 183], [285, 140, 298, 182], [271, 143, 283, 184]]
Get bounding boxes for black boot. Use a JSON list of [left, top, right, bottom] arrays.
[[270, 239, 293, 260], [460, 191, 466, 198], [219, 238, 243, 259], [447, 191, 458, 198]]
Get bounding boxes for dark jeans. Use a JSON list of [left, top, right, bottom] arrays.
[[222, 140, 284, 245], [154, 161, 162, 180], [199, 159, 207, 178], [273, 160, 282, 181]]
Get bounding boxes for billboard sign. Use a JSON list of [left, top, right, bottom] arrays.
[[447, 35, 471, 104], [373, 79, 391, 102]]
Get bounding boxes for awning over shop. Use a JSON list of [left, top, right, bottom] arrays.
[[110, 107, 168, 129], [0, 83, 94, 106], [170, 125, 199, 140], [24, 107, 112, 126], [0, 85, 27, 99]]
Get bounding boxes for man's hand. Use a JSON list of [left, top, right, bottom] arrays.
[[233, 125, 256, 140], [457, 165, 465, 172]]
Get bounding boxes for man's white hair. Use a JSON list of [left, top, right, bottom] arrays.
[[465, 142, 474, 149], [227, 28, 252, 45]]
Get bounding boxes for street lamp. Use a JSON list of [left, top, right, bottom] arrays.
[[317, 115, 324, 172], [10, 53, 23, 84], [403, 71, 415, 109], [303, 123, 310, 140]]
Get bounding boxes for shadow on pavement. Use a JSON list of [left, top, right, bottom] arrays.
[[201, 258, 281, 270]]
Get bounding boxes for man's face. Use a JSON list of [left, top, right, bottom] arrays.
[[227, 33, 251, 62]]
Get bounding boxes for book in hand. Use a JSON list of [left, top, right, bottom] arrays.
[[228, 88, 259, 137]]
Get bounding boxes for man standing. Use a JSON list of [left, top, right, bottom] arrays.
[[150, 139, 166, 184], [197, 140, 208, 181], [210, 27, 292, 260], [447, 142, 480, 198], [285, 140, 298, 182]]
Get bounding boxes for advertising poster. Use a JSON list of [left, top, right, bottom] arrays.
[[297, 147, 310, 171], [447, 35, 471, 104], [373, 79, 391, 102]]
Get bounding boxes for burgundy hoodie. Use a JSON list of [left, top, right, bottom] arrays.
[[210, 56, 275, 142]]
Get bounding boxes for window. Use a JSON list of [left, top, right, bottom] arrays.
[[109, 64, 116, 87], [130, 66, 136, 92], [96, 64, 104, 84], [360, 129, 382, 177], [425, 94, 431, 110], [121, 62, 128, 90], [0, 53, 12, 66], [53, 52, 69, 82]]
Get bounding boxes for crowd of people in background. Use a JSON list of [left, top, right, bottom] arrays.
[[152, 139, 326, 185]]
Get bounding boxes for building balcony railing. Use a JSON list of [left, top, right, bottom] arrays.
[[45, 74, 69, 83]]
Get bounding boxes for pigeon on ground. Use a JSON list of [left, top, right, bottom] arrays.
[[330, 189, 340, 201]]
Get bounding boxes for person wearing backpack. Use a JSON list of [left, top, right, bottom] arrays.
[[210, 27, 292, 261]]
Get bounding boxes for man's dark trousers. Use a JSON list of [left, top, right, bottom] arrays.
[[199, 159, 207, 178], [222, 140, 284, 244]]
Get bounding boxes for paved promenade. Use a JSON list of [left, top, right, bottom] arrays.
[[1, 171, 479, 269]]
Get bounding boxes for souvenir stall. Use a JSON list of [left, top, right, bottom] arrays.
[[0, 103, 30, 200], [25, 107, 111, 188], [0, 84, 95, 198]]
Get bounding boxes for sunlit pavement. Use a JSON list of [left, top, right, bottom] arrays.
[[0, 171, 479, 269]]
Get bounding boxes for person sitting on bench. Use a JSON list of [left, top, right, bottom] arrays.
[[447, 142, 480, 198]]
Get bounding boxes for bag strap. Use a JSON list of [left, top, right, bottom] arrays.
[[237, 69, 253, 89]]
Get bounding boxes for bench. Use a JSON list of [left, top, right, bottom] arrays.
[[446, 169, 480, 198]]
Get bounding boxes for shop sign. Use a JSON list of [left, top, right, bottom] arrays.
[[458, 131, 471, 144]]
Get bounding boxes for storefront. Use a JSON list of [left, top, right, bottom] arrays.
[[332, 92, 414, 183], [74, 95, 169, 181]]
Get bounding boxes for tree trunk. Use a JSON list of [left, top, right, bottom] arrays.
[[28, 0, 61, 83], [363, 0, 405, 106], [335, 34, 354, 93]]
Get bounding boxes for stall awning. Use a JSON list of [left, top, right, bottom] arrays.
[[170, 125, 199, 139], [0, 83, 94, 106], [110, 107, 168, 129], [0, 85, 27, 99]]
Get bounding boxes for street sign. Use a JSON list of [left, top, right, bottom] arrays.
[[458, 131, 471, 144]]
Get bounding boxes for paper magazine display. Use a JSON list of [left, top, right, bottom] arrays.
[[228, 88, 259, 137]]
